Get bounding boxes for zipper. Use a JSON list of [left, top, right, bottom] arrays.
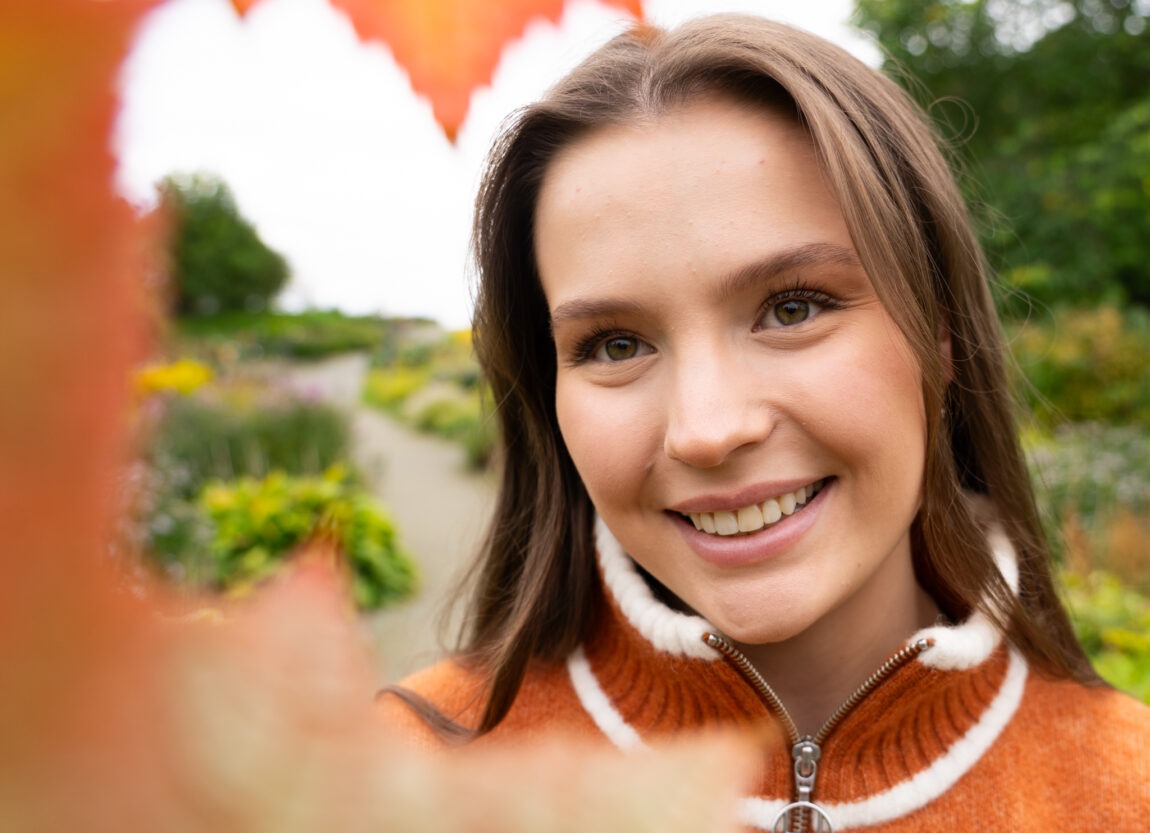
[[704, 633, 933, 832]]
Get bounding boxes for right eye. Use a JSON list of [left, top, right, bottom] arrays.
[[596, 335, 645, 362], [570, 330, 654, 365]]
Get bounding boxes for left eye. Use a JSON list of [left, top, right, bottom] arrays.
[[593, 335, 650, 362], [772, 299, 813, 326], [757, 292, 834, 330]]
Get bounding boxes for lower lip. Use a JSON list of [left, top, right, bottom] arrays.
[[673, 480, 831, 568]]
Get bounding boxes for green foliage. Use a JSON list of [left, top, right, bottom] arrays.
[[135, 385, 353, 577], [160, 173, 289, 317], [459, 413, 498, 471], [362, 329, 498, 470], [177, 310, 390, 361], [362, 366, 431, 414], [151, 392, 352, 497], [1062, 571, 1150, 704], [1025, 423, 1150, 586], [200, 468, 417, 611], [1009, 305, 1150, 426], [411, 396, 479, 438], [853, 0, 1150, 311], [1028, 424, 1150, 528]]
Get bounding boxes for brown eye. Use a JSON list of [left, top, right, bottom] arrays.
[[601, 336, 640, 361], [774, 299, 811, 326], [757, 291, 837, 331]]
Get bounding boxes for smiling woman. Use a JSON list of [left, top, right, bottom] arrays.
[[539, 101, 934, 687], [377, 13, 1150, 831]]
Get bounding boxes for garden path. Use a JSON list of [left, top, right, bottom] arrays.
[[352, 408, 496, 685]]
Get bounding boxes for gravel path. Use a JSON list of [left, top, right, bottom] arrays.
[[352, 408, 496, 684]]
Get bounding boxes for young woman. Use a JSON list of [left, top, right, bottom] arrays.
[[380, 14, 1150, 830]]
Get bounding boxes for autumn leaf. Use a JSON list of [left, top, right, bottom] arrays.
[[231, 0, 645, 139], [0, 2, 752, 830], [0, 0, 158, 748]]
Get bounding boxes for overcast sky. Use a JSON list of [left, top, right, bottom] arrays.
[[114, 0, 878, 329]]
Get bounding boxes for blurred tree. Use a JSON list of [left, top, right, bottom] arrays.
[[854, 0, 1150, 311], [159, 173, 289, 316]]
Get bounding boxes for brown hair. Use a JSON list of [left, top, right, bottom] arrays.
[[404, 13, 1096, 737]]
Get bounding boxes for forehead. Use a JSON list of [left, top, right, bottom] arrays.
[[533, 97, 855, 306]]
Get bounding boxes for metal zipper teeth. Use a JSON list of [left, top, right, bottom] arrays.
[[812, 637, 933, 743], [704, 632, 801, 744], [703, 633, 935, 745]]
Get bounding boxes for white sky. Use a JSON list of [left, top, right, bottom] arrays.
[[115, 0, 878, 329]]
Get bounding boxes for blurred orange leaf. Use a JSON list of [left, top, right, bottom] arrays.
[[232, 0, 645, 139], [0, 2, 750, 830]]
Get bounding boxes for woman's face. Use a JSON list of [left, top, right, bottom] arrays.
[[535, 97, 930, 647]]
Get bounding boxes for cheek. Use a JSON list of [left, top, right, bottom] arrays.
[[555, 381, 658, 503], [833, 335, 928, 481], [788, 329, 926, 465]]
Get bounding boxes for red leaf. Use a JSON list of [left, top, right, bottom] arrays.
[[0, 3, 753, 830], [233, 0, 645, 139]]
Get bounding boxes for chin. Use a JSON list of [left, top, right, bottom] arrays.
[[705, 607, 811, 647]]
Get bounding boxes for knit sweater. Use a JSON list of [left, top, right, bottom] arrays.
[[380, 519, 1150, 830]]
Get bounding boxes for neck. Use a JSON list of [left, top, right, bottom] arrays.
[[734, 578, 940, 738]]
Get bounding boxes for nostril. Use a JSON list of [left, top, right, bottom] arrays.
[[664, 415, 773, 468]]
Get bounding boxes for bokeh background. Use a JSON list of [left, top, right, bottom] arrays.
[[1, 2, 1146, 828], [122, 0, 1149, 698]]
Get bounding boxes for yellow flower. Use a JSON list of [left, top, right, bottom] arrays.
[[135, 358, 214, 396]]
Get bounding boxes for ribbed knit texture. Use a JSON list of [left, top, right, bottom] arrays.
[[379, 544, 1150, 829]]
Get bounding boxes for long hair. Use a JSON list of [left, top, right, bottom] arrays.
[[435, 13, 1095, 736]]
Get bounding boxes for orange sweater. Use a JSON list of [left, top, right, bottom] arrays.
[[381, 521, 1150, 830]]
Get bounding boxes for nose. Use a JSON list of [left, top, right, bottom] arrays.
[[663, 352, 774, 469]]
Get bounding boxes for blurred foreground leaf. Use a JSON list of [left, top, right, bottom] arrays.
[[231, 0, 644, 139], [0, 3, 752, 831]]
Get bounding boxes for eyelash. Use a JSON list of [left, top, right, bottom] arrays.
[[565, 280, 844, 365], [755, 279, 844, 329], [567, 322, 636, 366]]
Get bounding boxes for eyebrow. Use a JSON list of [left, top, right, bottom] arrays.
[[548, 242, 863, 328], [717, 242, 863, 300]]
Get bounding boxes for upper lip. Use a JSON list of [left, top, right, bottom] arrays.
[[666, 477, 826, 514]]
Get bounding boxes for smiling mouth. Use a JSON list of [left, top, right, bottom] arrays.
[[680, 478, 827, 537]]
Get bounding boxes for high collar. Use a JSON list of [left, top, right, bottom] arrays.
[[566, 517, 1029, 830]]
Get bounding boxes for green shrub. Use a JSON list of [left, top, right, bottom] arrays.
[[1026, 423, 1150, 581], [161, 174, 289, 317], [1027, 424, 1150, 528], [152, 392, 351, 498], [129, 461, 216, 583], [411, 397, 479, 439], [460, 414, 498, 471], [135, 385, 353, 575], [177, 310, 390, 362], [362, 366, 430, 414], [1009, 305, 1150, 428], [199, 468, 417, 611], [1062, 570, 1150, 705], [363, 329, 498, 470]]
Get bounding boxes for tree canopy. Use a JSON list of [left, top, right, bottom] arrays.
[[854, 0, 1150, 310], [160, 173, 290, 317]]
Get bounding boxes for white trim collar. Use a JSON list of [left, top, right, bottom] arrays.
[[595, 514, 1021, 671]]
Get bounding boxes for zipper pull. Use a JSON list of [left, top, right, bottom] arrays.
[[794, 738, 820, 804], [771, 738, 833, 833]]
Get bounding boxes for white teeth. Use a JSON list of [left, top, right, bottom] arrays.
[[685, 480, 822, 537], [761, 498, 782, 524], [736, 505, 763, 532], [713, 511, 739, 536]]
